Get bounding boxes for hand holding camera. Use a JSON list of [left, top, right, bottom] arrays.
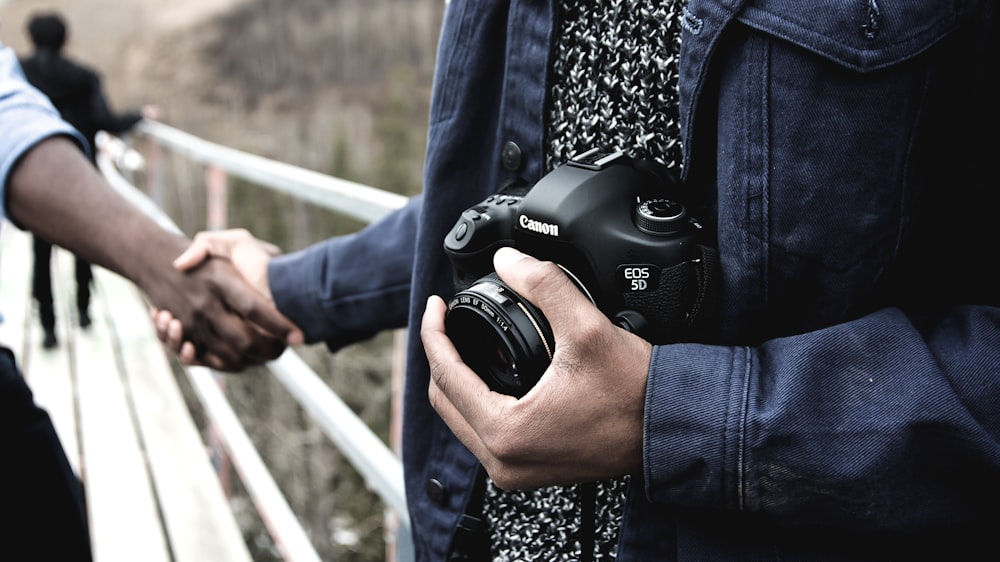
[[421, 247, 653, 489]]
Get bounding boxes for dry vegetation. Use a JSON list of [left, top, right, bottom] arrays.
[[1, 0, 444, 560]]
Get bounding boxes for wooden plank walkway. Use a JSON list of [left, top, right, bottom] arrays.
[[0, 220, 252, 562]]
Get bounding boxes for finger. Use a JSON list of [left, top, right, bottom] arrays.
[[420, 295, 499, 425], [185, 316, 264, 370], [493, 247, 606, 340], [151, 307, 226, 367], [150, 309, 164, 343], [174, 340, 231, 372], [493, 246, 585, 307], [199, 228, 279, 256], [151, 309, 186, 352], [217, 313, 288, 364], [152, 308, 173, 342], [258, 240, 282, 257], [216, 280, 304, 346], [180, 236, 299, 344], [428, 367, 556, 491], [200, 350, 236, 371], [164, 298, 284, 366], [166, 260, 287, 367], [179, 341, 198, 365], [173, 239, 214, 271], [199, 316, 285, 366], [175, 229, 253, 270], [427, 373, 489, 460], [166, 318, 185, 351], [221, 228, 281, 256]]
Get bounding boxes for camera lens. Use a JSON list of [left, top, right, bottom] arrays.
[[444, 273, 554, 397]]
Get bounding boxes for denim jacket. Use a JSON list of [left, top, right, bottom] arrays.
[[269, 0, 1000, 559]]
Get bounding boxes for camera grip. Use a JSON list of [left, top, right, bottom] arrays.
[[621, 244, 719, 343]]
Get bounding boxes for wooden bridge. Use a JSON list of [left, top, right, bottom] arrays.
[[0, 121, 412, 561]]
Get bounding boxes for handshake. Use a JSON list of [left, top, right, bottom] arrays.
[[151, 229, 301, 371]]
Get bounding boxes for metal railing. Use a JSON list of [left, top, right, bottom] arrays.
[[96, 123, 413, 562]]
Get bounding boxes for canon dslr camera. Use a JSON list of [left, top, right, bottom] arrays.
[[443, 149, 717, 397]]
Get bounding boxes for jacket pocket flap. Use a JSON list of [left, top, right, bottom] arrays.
[[736, 0, 962, 72]]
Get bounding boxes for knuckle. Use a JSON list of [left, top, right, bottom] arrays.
[[484, 461, 532, 491], [233, 332, 262, 359], [525, 258, 561, 283], [574, 313, 609, 343], [485, 464, 516, 490], [482, 418, 524, 465]]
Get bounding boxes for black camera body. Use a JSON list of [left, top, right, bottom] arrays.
[[443, 149, 717, 397]]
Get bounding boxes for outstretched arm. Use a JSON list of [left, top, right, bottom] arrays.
[[7, 136, 302, 370]]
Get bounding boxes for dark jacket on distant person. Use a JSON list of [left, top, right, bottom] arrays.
[[19, 14, 141, 162]]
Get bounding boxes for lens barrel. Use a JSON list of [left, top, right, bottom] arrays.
[[444, 273, 554, 397]]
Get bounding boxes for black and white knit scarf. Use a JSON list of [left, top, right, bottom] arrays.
[[484, 0, 687, 560]]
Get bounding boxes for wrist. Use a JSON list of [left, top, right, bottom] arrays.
[[124, 229, 190, 298]]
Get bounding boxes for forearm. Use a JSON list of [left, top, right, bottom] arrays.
[[269, 194, 421, 349], [6, 136, 187, 290], [8, 135, 302, 369]]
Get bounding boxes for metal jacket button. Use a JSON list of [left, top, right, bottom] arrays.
[[501, 141, 522, 171], [426, 478, 447, 506]]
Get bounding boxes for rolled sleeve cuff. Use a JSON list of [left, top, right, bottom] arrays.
[[268, 237, 411, 351], [643, 343, 750, 510], [269, 246, 332, 342], [0, 105, 87, 222]]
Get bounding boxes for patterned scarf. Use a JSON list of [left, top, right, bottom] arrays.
[[485, 0, 687, 560]]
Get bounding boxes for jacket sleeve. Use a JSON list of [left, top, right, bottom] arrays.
[[643, 304, 1000, 531], [642, 0, 1000, 534], [268, 194, 422, 351]]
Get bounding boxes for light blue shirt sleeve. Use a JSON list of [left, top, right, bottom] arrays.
[[0, 43, 87, 221]]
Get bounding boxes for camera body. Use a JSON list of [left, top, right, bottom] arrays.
[[443, 149, 716, 396]]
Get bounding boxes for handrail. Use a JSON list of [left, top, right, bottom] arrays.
[[96, 127, 413, 560], [135, 120, 408, 222], [268, 350, 408, 519], [186, 366, 323, 562]]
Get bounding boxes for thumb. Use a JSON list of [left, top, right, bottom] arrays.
[[172, 239, 213, 271], [492, 247, 598, 332]]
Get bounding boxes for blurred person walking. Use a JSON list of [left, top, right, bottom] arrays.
[[19, 11, 154, 347]]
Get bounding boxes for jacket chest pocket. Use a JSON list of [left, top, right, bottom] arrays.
[[710, 0, 963, 333]]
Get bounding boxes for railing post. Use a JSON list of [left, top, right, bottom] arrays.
[[206, 164, 228, 231], [146, 136, 165, 208], [387, 329, 413, 561]]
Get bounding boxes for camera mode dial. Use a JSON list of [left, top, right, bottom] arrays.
[[635, 198, 687, 236]]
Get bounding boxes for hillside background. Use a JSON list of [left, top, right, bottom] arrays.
[[0, 0, 444, 560]]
